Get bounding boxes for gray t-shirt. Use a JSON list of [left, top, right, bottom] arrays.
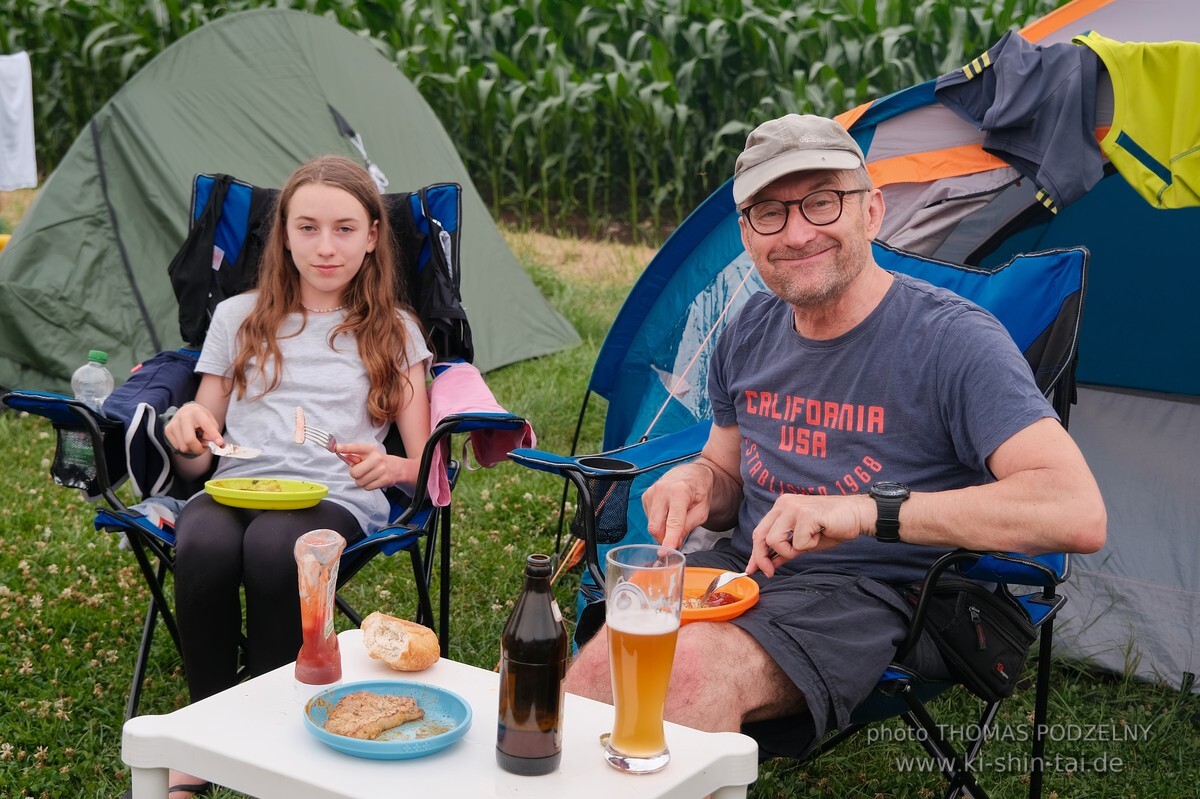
[[196, 292, 432, 531], [709, 272, 1055, 584]]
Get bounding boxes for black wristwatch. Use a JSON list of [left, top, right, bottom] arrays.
[[870, 481, 910, 543]]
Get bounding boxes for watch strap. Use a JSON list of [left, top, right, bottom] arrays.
[[874, 495, 903, 543], [871, 482, 909, 543]]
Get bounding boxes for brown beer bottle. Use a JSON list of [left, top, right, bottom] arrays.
[[496, 553, 569, 775]]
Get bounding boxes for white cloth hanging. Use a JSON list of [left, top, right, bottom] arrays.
[[0, 51, 38, 190]]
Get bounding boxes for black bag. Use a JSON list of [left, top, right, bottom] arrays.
[[909, 577, 1038, 703], [103, 349, 202, 498]]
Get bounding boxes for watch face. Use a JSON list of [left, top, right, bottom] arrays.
[[872, 481, 909, 499]]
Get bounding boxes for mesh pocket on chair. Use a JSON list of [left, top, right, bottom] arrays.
[[570, 476, 634, 545], [51, 419, 125, 497], [54, 427, 100, 491]]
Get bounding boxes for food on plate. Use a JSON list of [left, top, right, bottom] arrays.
[[294, 405, 306, 445], [323, 691, 424, 740], [242, 479, 284, 492], [362, 611, 440, 671], [682, 591, 738, 610], [704, 591, 738, 607]]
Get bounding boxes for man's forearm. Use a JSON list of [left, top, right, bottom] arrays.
[[891, 418, 1107, 556], [693, 456, 742, 531], [893, 471, 1105, 556]]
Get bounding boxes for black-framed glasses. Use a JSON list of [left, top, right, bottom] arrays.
[[741, 188, 870, 234]]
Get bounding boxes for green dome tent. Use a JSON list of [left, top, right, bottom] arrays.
[[0, 8, 579, 391]]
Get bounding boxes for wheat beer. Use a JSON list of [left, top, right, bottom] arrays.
[[603, 544, 685, 773], [607, 610, 679, 757]]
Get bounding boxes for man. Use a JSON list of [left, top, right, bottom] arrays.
[[563, 114, 1106, 758]]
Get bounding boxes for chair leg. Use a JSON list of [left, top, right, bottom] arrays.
[[414, 507, 443, 648], [963, 701, 1002, 772], [807, 722, 866, 760], [900, 686, 992, 799], [438, 506, 452, 656], [406, 540, 436, 639], [123, 544, 180, 720], [125, 594, 159, 721], [126, 534, 182, 653], [422, 508, 439, 592], [1029, 622, 1055, 799], [335, 593, 363, 627]]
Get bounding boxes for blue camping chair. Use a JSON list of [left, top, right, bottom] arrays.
[[511, 180, 1088, 799], [3, 173, 528, 720]]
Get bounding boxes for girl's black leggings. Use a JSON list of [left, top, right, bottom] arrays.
[[172, 494, 364, 701]]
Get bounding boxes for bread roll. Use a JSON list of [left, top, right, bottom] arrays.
[[362, 611, 440, 671]]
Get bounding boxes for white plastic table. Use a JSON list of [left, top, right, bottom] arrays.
[[122, 629, 759, 798]]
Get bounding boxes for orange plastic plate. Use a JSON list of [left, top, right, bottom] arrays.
[[681, 567, 760, 624]]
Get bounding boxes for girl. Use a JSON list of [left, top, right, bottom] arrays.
[[161, 156, 430, 798]]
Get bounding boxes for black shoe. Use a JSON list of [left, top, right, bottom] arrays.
[[120, 780, 212, 799]]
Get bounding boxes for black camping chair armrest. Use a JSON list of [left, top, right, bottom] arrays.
[[899, 548, 1070, 660], [2, 389, 128, 507], [511, 421, 711, 592], [509, 420, 711, 480], [388, 411, 530, 528]]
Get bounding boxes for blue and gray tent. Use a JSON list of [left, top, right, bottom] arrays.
[[565, 0, 1200, 689]]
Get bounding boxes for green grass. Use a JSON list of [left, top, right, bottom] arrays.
[[1, 230, 1198, 798]]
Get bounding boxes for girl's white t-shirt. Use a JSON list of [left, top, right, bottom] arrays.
[[196, 292, 431, 531]]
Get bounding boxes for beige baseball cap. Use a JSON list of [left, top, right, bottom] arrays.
[[732, 114, 865, 206]]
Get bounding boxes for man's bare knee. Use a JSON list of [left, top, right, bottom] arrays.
[[563, 620, 805, 731], [667, 623, 806, 729], [565, 626, 612, 703]]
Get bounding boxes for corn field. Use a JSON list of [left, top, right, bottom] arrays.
[[2, 0, 1066, 240]]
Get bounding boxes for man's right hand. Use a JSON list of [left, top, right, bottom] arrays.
[[643, 461, 718, 550]]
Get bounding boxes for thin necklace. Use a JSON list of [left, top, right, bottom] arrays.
[[301, 303, 344, 314]]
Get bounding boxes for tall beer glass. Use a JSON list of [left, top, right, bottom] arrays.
[[603, 543, 685, 774]]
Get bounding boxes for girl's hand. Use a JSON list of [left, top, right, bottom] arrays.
[[164, 401, 222, 458], [337, 442, 418, 491]]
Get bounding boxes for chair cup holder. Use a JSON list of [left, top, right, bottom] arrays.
[[571, 471, 635, 545], [577, 455, 637, 472]]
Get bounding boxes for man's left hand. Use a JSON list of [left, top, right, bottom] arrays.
[[747, 494, 873, 577]]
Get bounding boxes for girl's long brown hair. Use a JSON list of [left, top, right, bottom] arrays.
[[228, 155, 422, 424]]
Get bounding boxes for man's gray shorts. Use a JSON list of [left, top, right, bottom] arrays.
[[686, 541, 948, 759]]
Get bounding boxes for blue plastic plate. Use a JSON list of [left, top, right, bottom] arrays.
[[303, 679, 472, 760]]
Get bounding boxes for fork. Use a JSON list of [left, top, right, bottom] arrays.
[[698, 570, 749, 604], [698, 535, 793, 601], [300, 424, 359, 466]]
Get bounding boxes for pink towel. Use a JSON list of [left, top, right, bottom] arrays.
[[426, 362, 535, 506]]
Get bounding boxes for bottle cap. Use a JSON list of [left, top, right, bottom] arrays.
[[88, 350, 109, 364]]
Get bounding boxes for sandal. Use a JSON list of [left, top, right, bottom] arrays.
[[120, 780, 213, 799]]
